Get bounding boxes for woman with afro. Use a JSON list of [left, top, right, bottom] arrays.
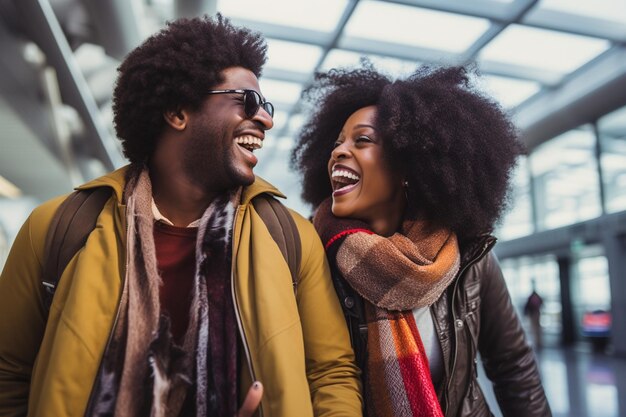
[[291, 64, 551, 417]]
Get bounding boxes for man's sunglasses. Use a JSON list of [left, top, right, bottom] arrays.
[[206, 89, 274, 119]]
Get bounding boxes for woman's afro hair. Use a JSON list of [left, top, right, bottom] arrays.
[[112, 14, 267, 163], [290, 64, 524, 241]]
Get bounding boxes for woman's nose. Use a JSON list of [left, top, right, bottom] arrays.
[[331, 143, 350, 160]]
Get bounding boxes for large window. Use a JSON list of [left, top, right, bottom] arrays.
[[500, 255, 562, 340], [529, 126, 602, 230], [571, 247, 611, 336], [497, 156, 534, 240], [598, 105, 626, 213]]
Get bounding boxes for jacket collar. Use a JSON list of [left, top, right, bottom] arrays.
[[74, 164, 286, 205], [240, 176, 286, 205], [75, 165, 128, 203], [459, 234, 497, 268]]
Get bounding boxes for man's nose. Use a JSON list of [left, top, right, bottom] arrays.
[[253, 106, 273, 130]]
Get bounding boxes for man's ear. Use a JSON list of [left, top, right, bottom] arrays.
[[164, 109, 188, 130]]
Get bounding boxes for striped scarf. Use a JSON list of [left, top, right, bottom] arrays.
[[86, 169, 240, 417], [314, 198, 460, 417]]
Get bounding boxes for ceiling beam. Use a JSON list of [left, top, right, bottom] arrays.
[[176, 0, 217, 19], [515, 47, 626, 151], [14, 0, 125, 171]]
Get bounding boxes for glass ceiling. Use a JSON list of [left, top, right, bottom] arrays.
[[218, 0, 350, 32], [265, 39, 324, 75], [208, 0, 621, 120], [479, 24, 610, 76], [535, 0, 626, 24], [68, 0, 624, 214], [344, 1, 491, 53]]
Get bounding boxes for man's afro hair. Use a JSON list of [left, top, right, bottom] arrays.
[[112, 14, 267, 163]]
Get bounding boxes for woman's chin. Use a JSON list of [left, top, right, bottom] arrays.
[[331, 200, 355, 219]]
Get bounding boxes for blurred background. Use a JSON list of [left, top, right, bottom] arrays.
[[1, 1, 625, 416]]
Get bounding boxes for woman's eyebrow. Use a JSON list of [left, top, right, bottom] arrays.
[[354, 123, 376, 130]]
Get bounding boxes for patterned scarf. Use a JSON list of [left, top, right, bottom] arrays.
[[85, 169, 240, 417], [314, 198, 460, 417]]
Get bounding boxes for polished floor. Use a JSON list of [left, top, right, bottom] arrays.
[[478, 342, 626, 417]]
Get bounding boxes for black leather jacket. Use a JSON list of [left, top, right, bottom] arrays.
[[333, 235, 552, 417], [430, 235, 551, 417]]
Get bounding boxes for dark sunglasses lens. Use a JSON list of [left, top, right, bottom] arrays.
[[263, 102, 274, 118], [244, 90, 273, 118], [244, 91, 262, 118]]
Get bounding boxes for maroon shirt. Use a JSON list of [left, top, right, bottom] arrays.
[[153, 221, 197, 343], [153, 219, 238, 415]]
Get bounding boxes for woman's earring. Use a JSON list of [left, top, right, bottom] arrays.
[[403, 180, 409, 202]]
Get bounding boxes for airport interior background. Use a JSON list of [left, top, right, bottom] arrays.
[[1, 0, 625, 416]]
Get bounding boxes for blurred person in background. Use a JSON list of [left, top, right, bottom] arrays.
[[524, 280, 544, 349], [292, 64, 551, 417], [0, 15, 361, 417]]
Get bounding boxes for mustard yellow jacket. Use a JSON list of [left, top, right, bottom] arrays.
[[0, 167, 362, 417]]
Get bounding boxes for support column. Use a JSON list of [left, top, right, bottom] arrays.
[[557, 256, 576, 346], [603, 233, 626, 356]]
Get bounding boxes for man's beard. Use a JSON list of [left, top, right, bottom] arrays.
[[182, 122, 251, 193]]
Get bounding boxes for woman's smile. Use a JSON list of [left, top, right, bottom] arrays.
[[331, 164, 361, 196]]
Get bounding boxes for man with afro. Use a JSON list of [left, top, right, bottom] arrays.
[[0, 15, 362, 417]]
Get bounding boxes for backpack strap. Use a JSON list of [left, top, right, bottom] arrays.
[[329, 264, 368, 368], [252, 194, 301, 295], [42, 187, 112, 311]]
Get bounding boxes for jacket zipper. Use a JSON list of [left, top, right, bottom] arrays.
[[230, 206, 263, 417], [83, 205, 128, 416], [443, 239, 495, 416]]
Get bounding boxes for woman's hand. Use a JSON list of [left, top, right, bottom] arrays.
[[237, 382, 263, 417]]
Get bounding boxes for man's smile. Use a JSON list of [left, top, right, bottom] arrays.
[[234, 134, 263, 152]]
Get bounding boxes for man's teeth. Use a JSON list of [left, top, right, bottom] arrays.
[[332, 169, 360, 182], [235, 135, 263, 151]]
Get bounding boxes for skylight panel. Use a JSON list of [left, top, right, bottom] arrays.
[[599, 106, 626, 135], [536, 0, 626, 24], [479, 75, 542, 108], [480, 24, 610, 75], [265, 39, 323, 74], [259, 79, 303, 109], [321, 49, 420, 78], [218, 0, 349, 32], [344, 0, 491, 53]]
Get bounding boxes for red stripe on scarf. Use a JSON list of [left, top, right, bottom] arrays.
[[325, 228, 374, 249], [393, 312, 444, 417]]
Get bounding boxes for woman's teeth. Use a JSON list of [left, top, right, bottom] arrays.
[[331, 169, 361, 191], [332, 169, 360, 182]]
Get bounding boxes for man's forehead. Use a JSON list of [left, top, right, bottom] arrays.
[[217, 66, 261, 90]]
